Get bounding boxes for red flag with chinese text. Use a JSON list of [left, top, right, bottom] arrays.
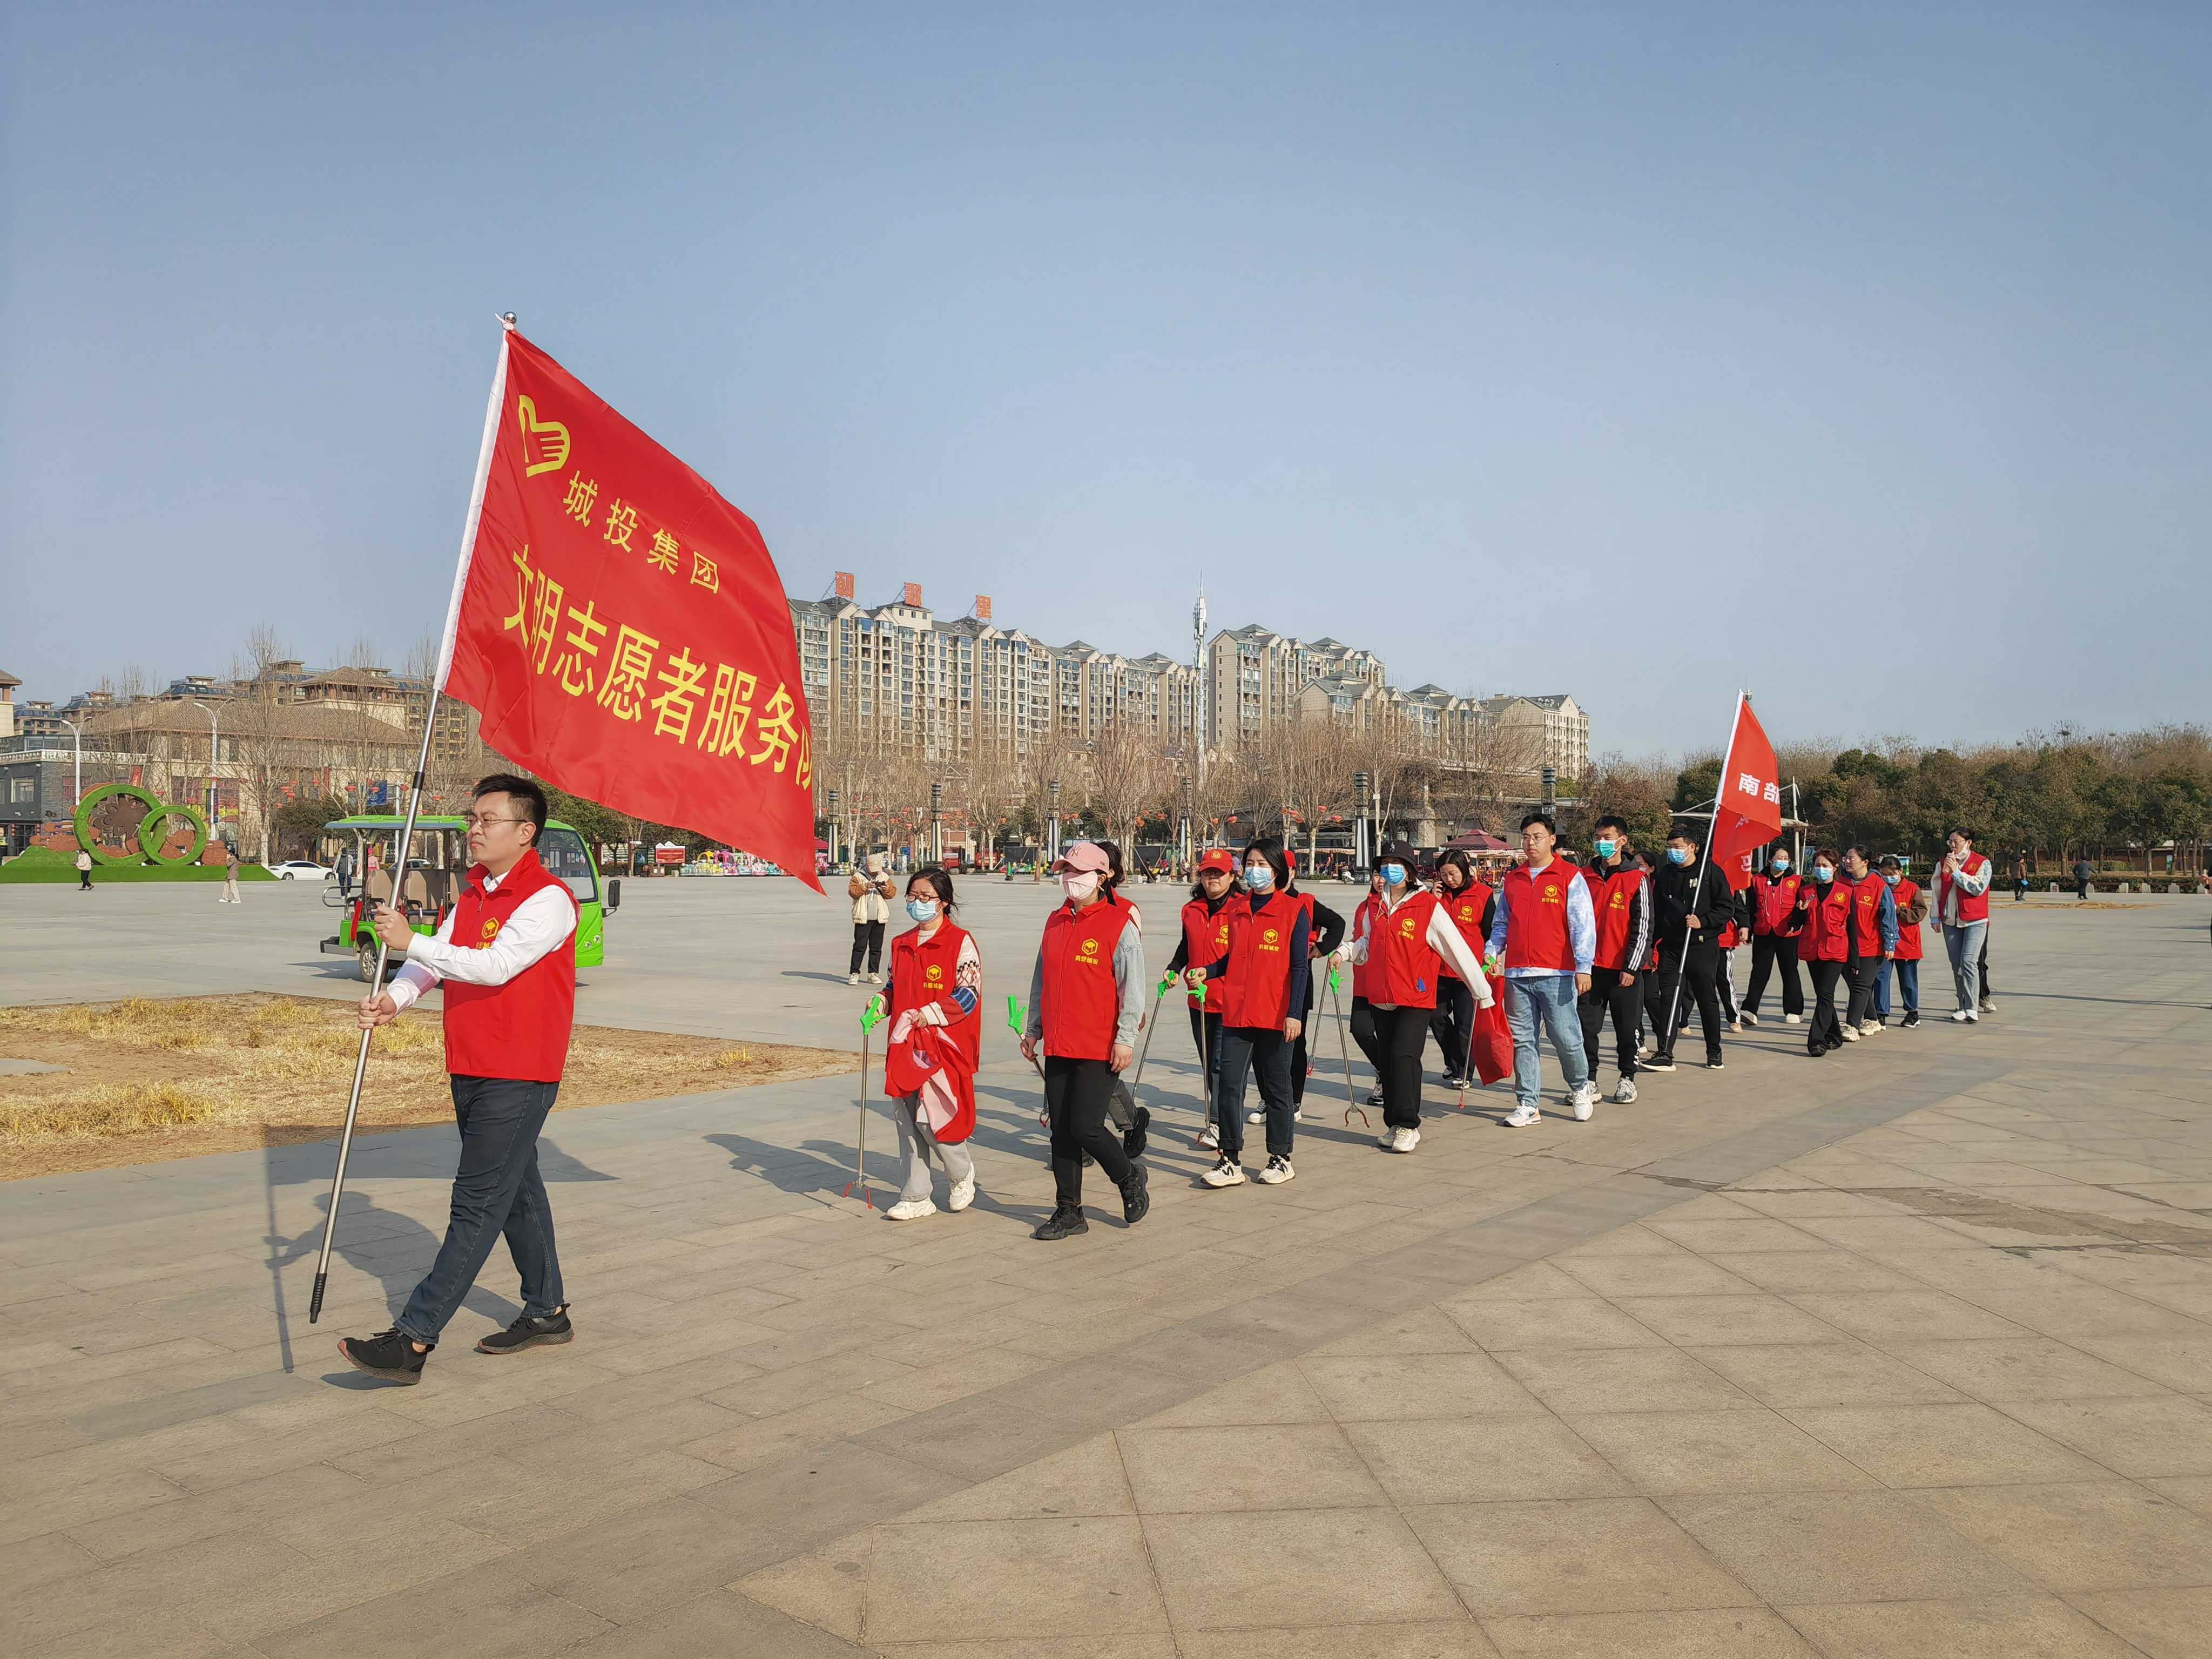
[[439, 328, 823, 892], [1708, 694, 1783, 893]]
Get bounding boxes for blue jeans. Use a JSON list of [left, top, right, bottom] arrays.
[[1214, 1024, 1295, 1161], [396, 1075, 565, 1343], [1943, 922, 1986, 1014], [1874, 958, 1919, 1017], [1505, 974, 1591, 1110]]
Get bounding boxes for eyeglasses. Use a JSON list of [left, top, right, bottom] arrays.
[[461, 813, 527, 830]]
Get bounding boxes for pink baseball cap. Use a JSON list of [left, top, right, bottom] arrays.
[[1050, 841, 1111, 876]]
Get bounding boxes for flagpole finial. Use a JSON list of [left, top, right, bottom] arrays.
[[498, 312, 518, 331]]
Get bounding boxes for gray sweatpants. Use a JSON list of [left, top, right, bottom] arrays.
[[894, 1095, 974, 1203]]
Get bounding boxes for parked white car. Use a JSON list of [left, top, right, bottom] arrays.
[[266, 860, 334, 882]]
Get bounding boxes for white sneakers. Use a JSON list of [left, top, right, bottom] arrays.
[[1246, 1109, 1265, 1124], [1385, 1125, 1421, 1154], [1840, 1024, 1861, 1042], [948, 1174, 975, 1212], [1375, 1127, 1397, 1150], [1739, 1010, 1761, 1028], [847, 972, 862, 986], [1195, 1123, 1221, 1150], [1570, 1082, 1598, 1122], [1256, 1155, 1296, 1184], [885, 1196, 936, 1221], [1614, 1077, 1638, 1104], [1502, 1102, 1542, 1128], [1784, 1014, 1803, 1026], [1859, 1019, 1881, 1036], [1951, 1008, 1980, 1023], [1201, 1158, 1247, 1188]]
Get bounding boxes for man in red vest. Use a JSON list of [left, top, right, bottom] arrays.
[[338, 774, 579, 1384], [1486, 814, 1596, 1128]]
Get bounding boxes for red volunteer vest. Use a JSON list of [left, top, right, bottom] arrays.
[[1936, 852, 1992, 924], [1179, 896, 1231, 1011], [1796, 879, 1852, 964], [1891, 879, 1924, 961], [1502, 860, 1579, 973], [1849, 873, 1887, 959], [441, 848, 578, 1083], [885, 921, 978, 1140], [1434, 882, 1492, 981], [1750, 872, 1801, 935], [1350, 893, 1383, 1000], [1371, 889, 1445, 1009], [1039, 896, 1133, 1061], [1220, 889, 1301, 1030], [1580, 864, 1644, 973]]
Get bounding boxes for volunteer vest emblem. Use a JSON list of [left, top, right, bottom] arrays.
[[516, 395, 571, 476], [1260, 926, 1280, 950], [1078, 936, 1101, 962], [477, 916, 504, 946], [924, 962, 944, 986]]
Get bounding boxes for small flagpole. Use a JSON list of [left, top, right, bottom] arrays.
[[309, 316, 515, 1325], [1660, 692, 1746, 1061]]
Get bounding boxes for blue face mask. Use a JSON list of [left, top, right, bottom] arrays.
[[1594, 839, 1616, 860], [1380, 862, 1407, 887], [1813, 866, 1835, 884], [1771, 858, 1790, 873], [906, 898, 938, 922], [1883, 873, 1899, 887], [1242, 864, 1273, 892], [1667, 847, 1690, 865]]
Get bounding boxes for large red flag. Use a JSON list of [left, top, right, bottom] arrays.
[[1708, 694, 1783, 892], [435, 326, 822, 893]]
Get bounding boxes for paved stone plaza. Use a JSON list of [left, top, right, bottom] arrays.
[[3, 881, 2211, 1656]]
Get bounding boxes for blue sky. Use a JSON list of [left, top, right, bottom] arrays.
[[4, 4, 2206, 756]]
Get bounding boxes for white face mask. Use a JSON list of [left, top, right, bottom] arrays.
[[1061, 872, 1100, 902]]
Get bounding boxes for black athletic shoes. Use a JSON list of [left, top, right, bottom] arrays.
[[1122, 1105, 1151, 1159], [338, 1329, 431, 1385], [1033, 1203, 1089, 1240], [476, 1309, 573, 1355], [1120, 1164, 1151, 1225]]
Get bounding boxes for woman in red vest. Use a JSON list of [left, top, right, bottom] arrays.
[[874, 866, 980, 1223], [1164, 849, 1237, 1149], [1934, 828, 1994, 1021], [1874, 855, 1925, 1028], [1795, 848, 1853, 1057], [1840, 846, 1898, 1038], [1278, 849, 1346, 1125], [1020, 841, 1151, 1240], [1741, 848, 1805, 1026], [1347, 869, 1390, 1109], [1427, 849, 1495, 1089], [1186, 839, 1308, 1186], [1333, 839, 1490, 1152]]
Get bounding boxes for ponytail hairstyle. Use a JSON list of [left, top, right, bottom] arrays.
[[1241, 836, 1291, 894], [907, 865, 956, 916], [1093, 839, 1125, 905]]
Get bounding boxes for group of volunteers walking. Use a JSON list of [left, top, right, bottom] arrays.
[[334, 775, 2010, 1388]]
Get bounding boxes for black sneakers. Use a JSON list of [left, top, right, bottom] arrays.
[[337, 1328, 431, 1385], [1120, 1164, 1151, 1226], [476, 1309, 573, 1355], [1122, 1105, 1151, 1159], [1033, 1203, 1089, 1240], [1901, 1010, 1921, 1029]]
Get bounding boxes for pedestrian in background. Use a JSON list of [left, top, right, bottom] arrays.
[[1936, 829, 1994, 1022], [75, 847, 93, 891], [847, 852, 893, 986], [2073, 854, 2094, 901], [2012, 852, 2029, 901], [337, 849, 355, 899], [221, 846, 243, 905]]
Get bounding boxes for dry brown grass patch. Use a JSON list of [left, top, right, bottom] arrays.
[[0, 993, 852, 1179]]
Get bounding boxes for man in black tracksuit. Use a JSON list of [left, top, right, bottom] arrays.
[[1647, 831, 1745, 1073]]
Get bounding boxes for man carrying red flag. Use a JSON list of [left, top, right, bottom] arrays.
[[338, 774, 578, 1384]]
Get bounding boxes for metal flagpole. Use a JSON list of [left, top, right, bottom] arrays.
[[1658, 691, 1746, 1062], [308, 318, 514, 1325]]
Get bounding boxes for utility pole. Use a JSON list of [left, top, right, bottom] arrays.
[[188, 699, 222, 833], [63, 719, 84, 808], [1192, 586, 1208, 793]]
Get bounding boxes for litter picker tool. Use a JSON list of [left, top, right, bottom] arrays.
[[843, 996, 885, 1207], [1008, 995, 1049, 1127], [1328, 968, 1370, 1128], [1128, 976, 1175, 1095]]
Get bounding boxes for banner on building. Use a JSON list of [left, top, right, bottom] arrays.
[[436, 326, 823, 893]]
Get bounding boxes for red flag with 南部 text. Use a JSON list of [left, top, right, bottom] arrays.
[[1707, 694, 1783, 893], [435, 326, 822, 893]]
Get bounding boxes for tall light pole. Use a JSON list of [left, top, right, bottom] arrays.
[[826, 787, 840, 867], [1192, 587, 1208, 793], [62, 719, 84, 808], [1047, 778, 1061, 862], [929, 779, 943, 864], [188, 699, 221, 829]]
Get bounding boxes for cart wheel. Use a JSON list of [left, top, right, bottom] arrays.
[[358, 943, 383, 986]]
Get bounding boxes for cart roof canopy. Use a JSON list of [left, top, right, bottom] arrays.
[[322, 815, 582, 833]]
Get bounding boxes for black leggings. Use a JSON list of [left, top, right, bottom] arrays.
[[1743, 935, 1804, 1016], [1045, 1055, 1131, 1209], [848, 920, 886, 975], [1579, 972, 1641, 1082], [1427, 977, 1474, 1078], [1806, 960, 1845, 1050], [1845, 953, 1880, 1028], [1367, 1004, 1431, 1130]]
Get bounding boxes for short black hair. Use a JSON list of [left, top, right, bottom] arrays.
[[1519, 812, 1556, 835], [1877, 855, 1901, 871], [474, 773, 547, 843], [1594, 814, 1629, 837]]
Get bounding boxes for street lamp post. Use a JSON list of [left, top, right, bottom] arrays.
[[62, 719, 84, 809], [826, 788, 840, 867], [188, 699, 221, 832], [929, 780, 943, 864], [1353, 770, 1370, 867], [1047, 778, 1061, 862]]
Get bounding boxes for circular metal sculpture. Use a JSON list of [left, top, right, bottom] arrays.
[[73, 784, 211, 867]]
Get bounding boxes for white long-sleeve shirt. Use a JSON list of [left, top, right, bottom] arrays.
[[386, 867, 576, 1011], [1938, 855, 1992, 927], [1487, 860, 1596, 978], [1341, 887, 1492, 1009]]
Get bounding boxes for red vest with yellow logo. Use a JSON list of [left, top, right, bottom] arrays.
[[1892, 879, 1924, 961], [1220, 888, 1301, 1029], [1849, 873, 1887, 959], [1579, 864, 1644, 972], [1371, 889, 1445, 1009], [1502, 860, 1578, 973], [1179, 896, 1232, 1011], [1350, 892, 1383, 1000], [1040, 897, 1132, 1061], [442, 849, 578, 1083], [1435, 882, 1492, 981], [1797, 879, 1852, 963]]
